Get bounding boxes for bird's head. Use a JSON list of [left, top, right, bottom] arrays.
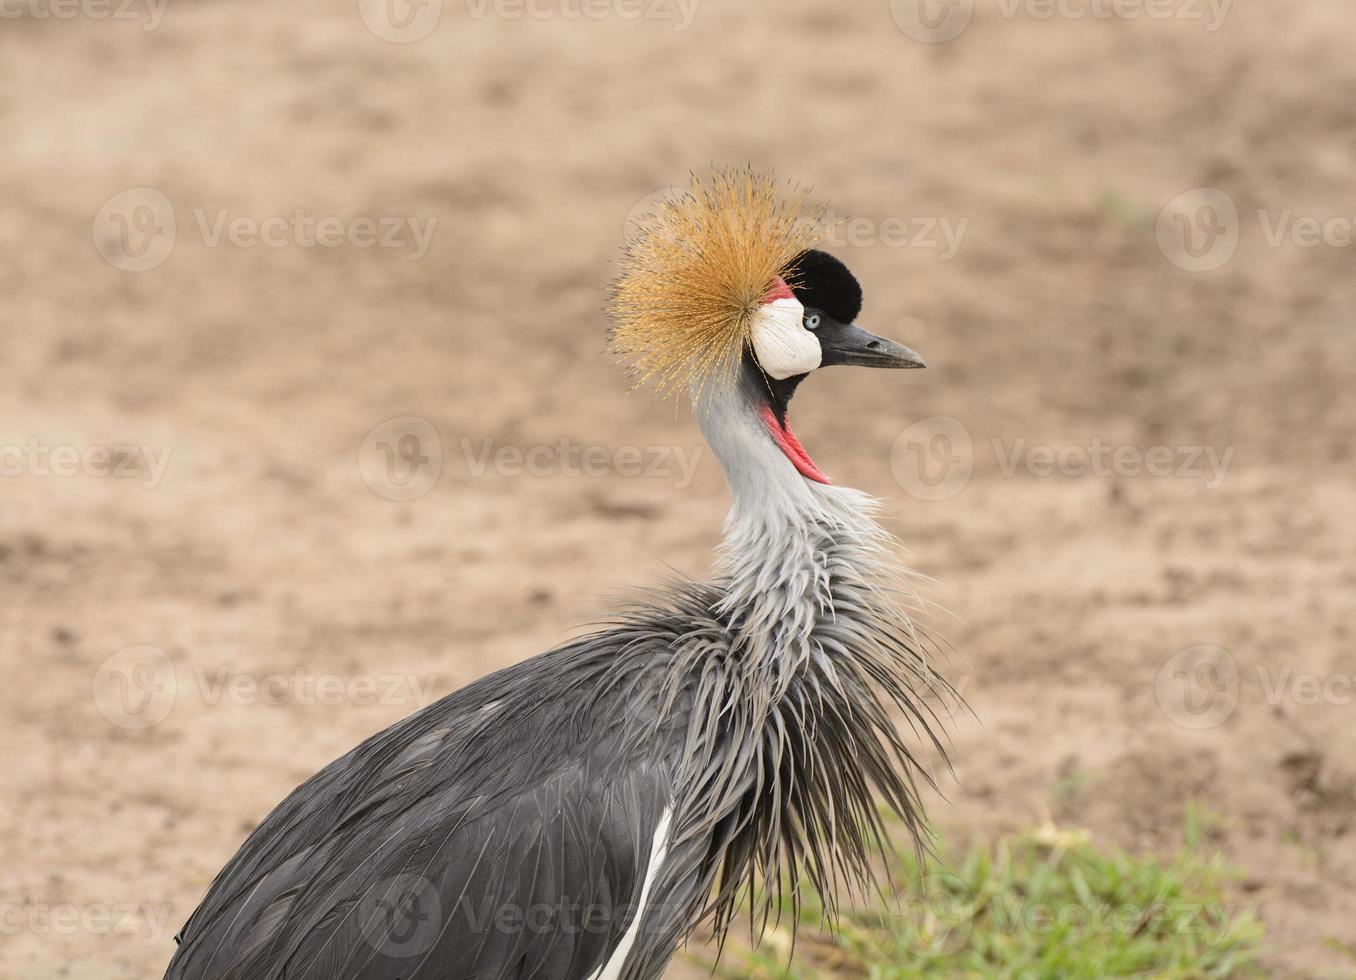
[[609, 168, 925, 486], [748, 248, 925, 483]]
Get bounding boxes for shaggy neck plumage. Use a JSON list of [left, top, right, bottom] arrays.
[[695, 362, 898, 694], [662, 362, 951, 942]]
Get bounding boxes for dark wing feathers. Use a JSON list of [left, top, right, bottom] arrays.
[[166, 640, 678, 980]]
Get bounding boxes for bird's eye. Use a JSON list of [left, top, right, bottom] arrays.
[[804, 312, 822, 331]]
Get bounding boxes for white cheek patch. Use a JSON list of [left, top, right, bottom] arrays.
[[750, 296, 820, 380]]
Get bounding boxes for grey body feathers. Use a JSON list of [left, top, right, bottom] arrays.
[[166, 369, 952, 980]]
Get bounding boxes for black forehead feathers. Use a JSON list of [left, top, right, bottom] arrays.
[[785, 249, 863, 324]]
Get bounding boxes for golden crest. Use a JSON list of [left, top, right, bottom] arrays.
[[609, 168, 823, 400]]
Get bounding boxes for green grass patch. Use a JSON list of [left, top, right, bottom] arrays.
[[714, 815, 1265, 979]]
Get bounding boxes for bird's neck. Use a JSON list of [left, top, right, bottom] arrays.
[[694, 368, 905, 693], [653, 368, 946, 949]]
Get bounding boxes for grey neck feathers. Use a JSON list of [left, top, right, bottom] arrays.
[[663, 369, 952, 942], [694, 372, 925, 697]]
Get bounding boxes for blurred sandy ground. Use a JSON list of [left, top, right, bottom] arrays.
[[1, 0, 1354, 976]]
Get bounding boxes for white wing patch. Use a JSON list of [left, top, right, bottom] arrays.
[[750, 296, 820, 379], [588, 806, 674, 980]]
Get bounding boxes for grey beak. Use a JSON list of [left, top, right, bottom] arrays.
[[818, 319, 927, 370]]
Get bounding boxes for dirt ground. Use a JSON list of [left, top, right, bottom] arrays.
[[2, 0, 1354, 977]]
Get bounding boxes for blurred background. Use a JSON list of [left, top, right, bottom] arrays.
[[2, 0, 1354, 976]]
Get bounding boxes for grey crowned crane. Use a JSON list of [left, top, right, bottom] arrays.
[[166, 169, 954, 980]]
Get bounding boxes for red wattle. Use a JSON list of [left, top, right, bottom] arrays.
[[760, 404, 831, 485], [762, 276, 795, 303]]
